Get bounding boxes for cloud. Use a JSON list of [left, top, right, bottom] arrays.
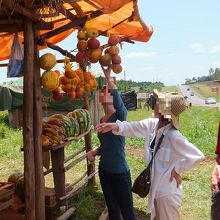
[[189, 43, 205, 53], [210, 45, 220, 53], [125, 51, 157, 59]]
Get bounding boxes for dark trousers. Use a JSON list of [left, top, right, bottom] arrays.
[[99, 168, 136, 220], [211, 188, 220, 220]]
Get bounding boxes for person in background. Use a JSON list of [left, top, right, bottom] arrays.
[[87, 66, 136, 220], [211, 122, 220, 220], [96, 90, 205, 220], [215, 122, 220, 165]]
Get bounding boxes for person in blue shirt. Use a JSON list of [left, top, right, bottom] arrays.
[[87, 66, 136, 220]]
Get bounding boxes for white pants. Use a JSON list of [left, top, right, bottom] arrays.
[[153, 194, 182, 220]]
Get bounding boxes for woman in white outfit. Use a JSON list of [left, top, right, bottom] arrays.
[[96, 90, 205, 220]]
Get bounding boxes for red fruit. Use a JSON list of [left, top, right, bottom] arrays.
[[112, 55, 121, 64], [88, 47, 102, 63], [62, 84, 74, 93], [108, 35, 119, 46], [60, 76, 71, 85], [52, 93, 63, 101], [67, 91, 76, 99], [87, 38, 100, 50], [75, 90, 81, 99], [52, 87, 61, 95], [109, 46, 120, 56], [77, 40, 88, 52], [99, 54, 112, 66], [112, 64, 122, 74], [75, 52, 85, 63]]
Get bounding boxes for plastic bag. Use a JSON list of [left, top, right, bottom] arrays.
[[7, 33, 24, 77]]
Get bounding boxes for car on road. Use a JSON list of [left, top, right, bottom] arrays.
[[190, 92, 194, 96], [205, 97, 216, 104]]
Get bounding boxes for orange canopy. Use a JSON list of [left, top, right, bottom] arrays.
[[0, 0, 153, 61]]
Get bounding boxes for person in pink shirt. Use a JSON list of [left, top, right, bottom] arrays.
[[215, 122, 220, 164]]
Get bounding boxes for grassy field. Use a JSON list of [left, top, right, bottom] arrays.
[[0, 106, 219, 219], [161, 85, 178, 93]]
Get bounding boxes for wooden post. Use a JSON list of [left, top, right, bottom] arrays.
[[51, 148, 66, 206], [33, 29, 45, 220], [83, 94, 96, 185], [23, 18, 35, 220]]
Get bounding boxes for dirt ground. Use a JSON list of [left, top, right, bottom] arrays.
[[126, 146, 144, 158]]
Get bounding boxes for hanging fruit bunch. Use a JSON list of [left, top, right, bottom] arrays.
[[59, 59, 80, 99], [39, 53, 60, 91], [99, 35, 122, 74], [76, 27, 102, 65], [77, 69, 98, 95], [58, 59, 98, 100]]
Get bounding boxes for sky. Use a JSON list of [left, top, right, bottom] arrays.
[[1, 0, 220, 86]]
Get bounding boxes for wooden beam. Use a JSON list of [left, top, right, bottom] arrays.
[[69, 2, 85, 17], [70, 171, 87, 188], [44, 41, 75, 61], [99, 206, 108, 220], [0, 63, 8, 67], [0, 19, 21, 25], [3, 0, 41, 21], [0, 21, 54, 32], [83, 94, 96, 185], [56, 207, 76, 220], [0, 24, 23, 32], [50, 148, 66, 206], [40, 10, 103, 40], [59, 171, 97, 201], [64, 154, 87, 172], [33, 29, 45, 220], [64, 146, 86, 163], [57, 4, 78, 21], [23, 18, 35, 220], [34, 21, 54, 30]]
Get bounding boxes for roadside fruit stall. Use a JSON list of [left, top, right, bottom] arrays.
[[0, 1, 153, 219]]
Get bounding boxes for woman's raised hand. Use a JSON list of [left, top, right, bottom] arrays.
[[101, 65, 112, 80]]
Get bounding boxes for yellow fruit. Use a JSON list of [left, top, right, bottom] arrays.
[[41, 70, 59, 91], [84, 83, 91, 93], [39, 53, 56, 71], [86, 28, 98, 38]]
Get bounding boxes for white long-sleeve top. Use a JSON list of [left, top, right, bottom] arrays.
[[113, 118, 205, 219]]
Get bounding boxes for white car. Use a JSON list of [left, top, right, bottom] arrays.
[[205, 97, 216, 104]]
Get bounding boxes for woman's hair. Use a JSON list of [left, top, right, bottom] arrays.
[[160, 114, 169, 122]]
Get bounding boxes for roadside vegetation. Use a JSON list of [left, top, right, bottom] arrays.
[[0, 105, 219, 219], [189, 81, 220, 102]]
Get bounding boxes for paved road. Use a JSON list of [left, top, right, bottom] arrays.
[[178, 85, 220, 108]]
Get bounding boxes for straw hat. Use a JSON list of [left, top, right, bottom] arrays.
[[153, 89, 187, 130]]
